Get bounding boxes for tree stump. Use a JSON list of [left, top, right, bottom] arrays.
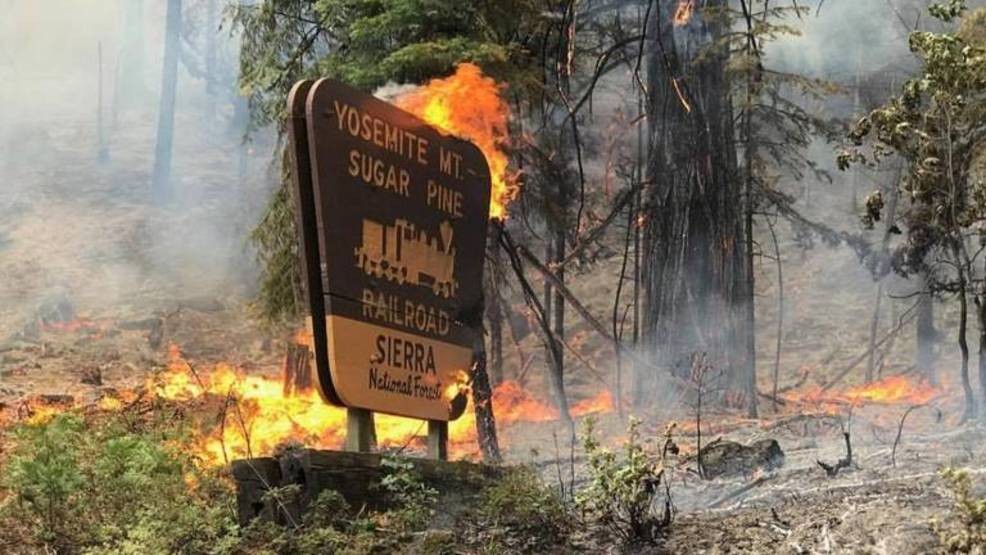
[[282, 342, 313, 396]]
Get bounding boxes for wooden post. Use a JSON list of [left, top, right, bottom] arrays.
[[345, 408, 374, 453], [427, 420, 448, 461]]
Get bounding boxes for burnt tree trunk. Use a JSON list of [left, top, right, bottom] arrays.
[[471, 326, 501, 463], [470, 267, 500, 462], [638, 1, 747, 406], [540, 239, 569, 419], [740, 4, 758, 418], [553, 226, 566, 393], [916, 271, 938, 385], [867, 173, 899, 382], [151, 0, 181, 203], [283, 342, 313, 397], [484, 229, 505, 385], [976, 295, 986, 418], [955, 243, 977, 422]]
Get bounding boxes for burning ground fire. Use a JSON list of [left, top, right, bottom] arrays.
[[782, 374, 939, 410], [395, 62, 517, 220], [10, 344, 614, 466], [0, 65, 534, 465]]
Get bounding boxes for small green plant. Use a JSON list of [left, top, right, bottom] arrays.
[[472, 466, 571, 553], [5, 413, 86, 547], [934, 468, 986, 553], [575, 417, 673, 545], [1, 412, 237, 553], [378, 455, 439, 532]]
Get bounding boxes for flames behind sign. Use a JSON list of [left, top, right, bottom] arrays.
[[288, 78, 491, 422]]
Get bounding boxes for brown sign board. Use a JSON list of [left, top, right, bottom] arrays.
[[288, 78, 491, 422]]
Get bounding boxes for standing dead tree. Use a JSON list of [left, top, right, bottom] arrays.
[[152, 0, 182, 203], [637, 0, 749, 410]]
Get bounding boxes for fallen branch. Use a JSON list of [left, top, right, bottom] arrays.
[[515, 242, 662, 376], [555, 183, 642, 269], [891, 404, 942, 468], [817, 430, 854, 477], [708, 473, 775, 509], [820, 306, 918, 392], [757, 389, 788, 407]]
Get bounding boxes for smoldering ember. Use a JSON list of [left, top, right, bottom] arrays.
[[2, 1, 986, 554]]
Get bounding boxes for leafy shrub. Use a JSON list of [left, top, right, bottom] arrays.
[[4, 413, 86, 547], [934, 468, 986, 553], [1, 412, 236, 553], [378, 456, 439, 531], [238, 456, 440, 555], [575, 417, 673, 545], [470, 466, 571, 553]]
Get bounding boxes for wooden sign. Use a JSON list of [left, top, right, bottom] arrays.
[[288, 78, 491, 422]]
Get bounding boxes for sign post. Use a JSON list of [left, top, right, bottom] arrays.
[[288, 78, 492, 460]]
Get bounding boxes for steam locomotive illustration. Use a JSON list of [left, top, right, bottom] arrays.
[[354, 218, 459, 298]]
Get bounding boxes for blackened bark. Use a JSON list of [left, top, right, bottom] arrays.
[[980, 255, 986, 416], [741, 10, 758, 418], [955, 248, 977, 422], [639, 0, 746, 405], [554, 227, 566, 385], [484, 225, 505, 385], [471, 324, 501, 463], [283, 342, 313, 396], [977, 295, 986, 418], [485, 283, 504, 386], [916, 272, 937, 385], [539, 239, 570, 420], [152, 0, 182, 203]]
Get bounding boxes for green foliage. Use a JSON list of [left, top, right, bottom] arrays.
[[469, 467, 571, 553], [931, 0, 968, 23], [378, 456, 438, 529], [231, 0, 543, 322], [237, 456, 441, 555], [0, 414, 462, 554], [5, 413, 86, 546], [575, 417, 672, 546], [1, 413, 237, 553], [249, 168, 302, 324], [721, 1, 847, 248], [230, 0, 540, 131], [933, 468, 986, 552], [842, 0, 986, 275]]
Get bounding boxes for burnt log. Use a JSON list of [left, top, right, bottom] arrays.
[[695, 438, 784, 479], [232, 449, 500, 527]]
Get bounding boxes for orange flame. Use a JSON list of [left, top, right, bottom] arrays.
[[843, 375, 937, 405], [673, 0, 696, 27], [2, 341, 615, 465], [783, 374, 938, 411], [395, 63, 517, 220], [140, 348, 613, 465]]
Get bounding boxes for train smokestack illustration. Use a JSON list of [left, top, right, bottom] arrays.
[[354, 218, 459, 298]]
